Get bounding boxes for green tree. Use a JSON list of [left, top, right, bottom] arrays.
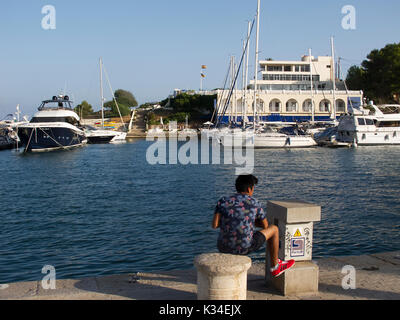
[[346, 42, 400, 103], [104, 89, 138, 117], [74, 101, 94, 117], [169, 93, 216, 116], [114, 89, 138, 107], [346, 66, 365, 92], [104, 100, 131, 117]]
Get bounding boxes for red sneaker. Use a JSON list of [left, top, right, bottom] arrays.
[[270, 259, 295, 277]]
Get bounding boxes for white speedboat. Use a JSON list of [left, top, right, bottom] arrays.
[[337, 104, 400, 146], [253, 127, 317, 148], [18, 95, 87, 152], [220, 126, 317, 148], [84, 125, 118, 144]]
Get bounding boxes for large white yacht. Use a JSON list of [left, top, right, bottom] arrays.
[[337, 104, 400, 146], [18, 95, 87, 152]]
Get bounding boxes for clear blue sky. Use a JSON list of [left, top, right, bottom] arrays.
[[0, 0, 399, 117]]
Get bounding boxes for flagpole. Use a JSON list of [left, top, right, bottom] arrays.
[[200, 65, 206, 92]]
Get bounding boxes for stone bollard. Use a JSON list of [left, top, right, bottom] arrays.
[[194, 253, 251, 300], [265, 200, 321, 296]]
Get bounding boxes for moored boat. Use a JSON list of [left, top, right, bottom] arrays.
[[18, 95, 87, 152], [337, 104, 400, 146]]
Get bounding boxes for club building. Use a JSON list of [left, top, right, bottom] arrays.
[[215, 55, 364, 123]]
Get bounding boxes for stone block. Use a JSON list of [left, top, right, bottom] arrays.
[[271, 261, 319, 296], [267, 200, 321, 223]]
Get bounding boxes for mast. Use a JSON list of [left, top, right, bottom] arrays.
[[230, 56, 234, 125], [242, 39, 246, 123], [234, 60, 237, 124], [253, 0, 260, 131], [330, 36, 336, 121], [243, 21, 251, 128], [309, 49, 315, 123], [100, 57, 104, 129]]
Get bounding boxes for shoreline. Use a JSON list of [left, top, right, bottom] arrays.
[[1, 250, 399, 300]]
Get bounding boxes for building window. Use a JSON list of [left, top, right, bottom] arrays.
[[319, 100, 331, 112], [312, 75, 320, 82], [303, 100, 313, 112], [286, 100, 298, 112], [301, 65, 310, 72], [284, 65, 292, 72], [267, 65, 283, 72], [336, 99, 346, 113], [254, 99, 265, 113], [269, 99, 281, 112]]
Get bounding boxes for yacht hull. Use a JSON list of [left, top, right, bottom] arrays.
[[18, 126, 87, 152], [220, 132, 317, 148]]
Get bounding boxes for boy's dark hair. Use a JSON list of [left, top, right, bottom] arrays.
[[235, 175, 258, 193]]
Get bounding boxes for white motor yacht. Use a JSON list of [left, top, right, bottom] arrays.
[[18, 95, 87, 152], [337, 104, 400, 146]]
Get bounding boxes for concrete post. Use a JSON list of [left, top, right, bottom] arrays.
[[194, 253, 251, 300], [265, 200, 321, 296]]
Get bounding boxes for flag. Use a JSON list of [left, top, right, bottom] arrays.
[[201, 65, 207, 69]]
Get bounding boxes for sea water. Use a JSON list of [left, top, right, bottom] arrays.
[[0, 140, 399, 283]]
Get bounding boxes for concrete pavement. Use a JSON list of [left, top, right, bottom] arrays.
[[1, 251, 399, 300]]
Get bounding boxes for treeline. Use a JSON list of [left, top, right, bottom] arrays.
[[346, 42, 400, 104], [147, 93, 216, 125], [74, 89, 138, 118], [160, 93, 216, 116]]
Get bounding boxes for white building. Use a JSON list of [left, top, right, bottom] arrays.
[[216, 55, 363, 123]]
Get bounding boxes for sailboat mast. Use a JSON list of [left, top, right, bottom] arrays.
[[230, 56, 234, 125], [331, 36, 336, 121], [309, 48, 315, 123], [100, 57, 104, 129], [253, 0, 260, 130], [242, 39, 246, 127], [244, 21, 251, 129]]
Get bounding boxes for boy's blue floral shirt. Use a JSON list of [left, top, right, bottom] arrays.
[[214, 193, 266, 254]]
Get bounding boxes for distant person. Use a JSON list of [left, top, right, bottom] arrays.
[[212, 174, 295, 277]]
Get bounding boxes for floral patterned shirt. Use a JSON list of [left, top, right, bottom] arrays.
[[214, 193, 266, 254]]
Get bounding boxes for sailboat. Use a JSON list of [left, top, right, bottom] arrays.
[[85, 58, 127, 144], [248, 0, 316, 148]]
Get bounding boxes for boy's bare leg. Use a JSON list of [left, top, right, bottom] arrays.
[[259, 225, 279, 267]]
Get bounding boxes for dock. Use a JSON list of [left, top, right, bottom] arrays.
[[0, 251, 399, 300]]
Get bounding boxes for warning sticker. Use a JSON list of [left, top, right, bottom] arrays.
[[290, 237, 305, 257], [293, 229, 302, 237]]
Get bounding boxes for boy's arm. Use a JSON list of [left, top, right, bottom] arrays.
[[212, 213, 221, 229]]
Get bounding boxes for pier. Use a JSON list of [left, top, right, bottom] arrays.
[[1, 251, 399, 300]]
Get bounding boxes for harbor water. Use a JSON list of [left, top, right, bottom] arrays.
[[1, 140, 400, 283]]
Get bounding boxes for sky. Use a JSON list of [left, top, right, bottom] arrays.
[[0, 0, 399, 117]]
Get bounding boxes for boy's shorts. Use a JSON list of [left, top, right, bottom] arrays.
[[218, 231, 266, 255]]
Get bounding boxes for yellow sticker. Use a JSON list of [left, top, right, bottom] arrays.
[[294, 229, 302, 237]]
